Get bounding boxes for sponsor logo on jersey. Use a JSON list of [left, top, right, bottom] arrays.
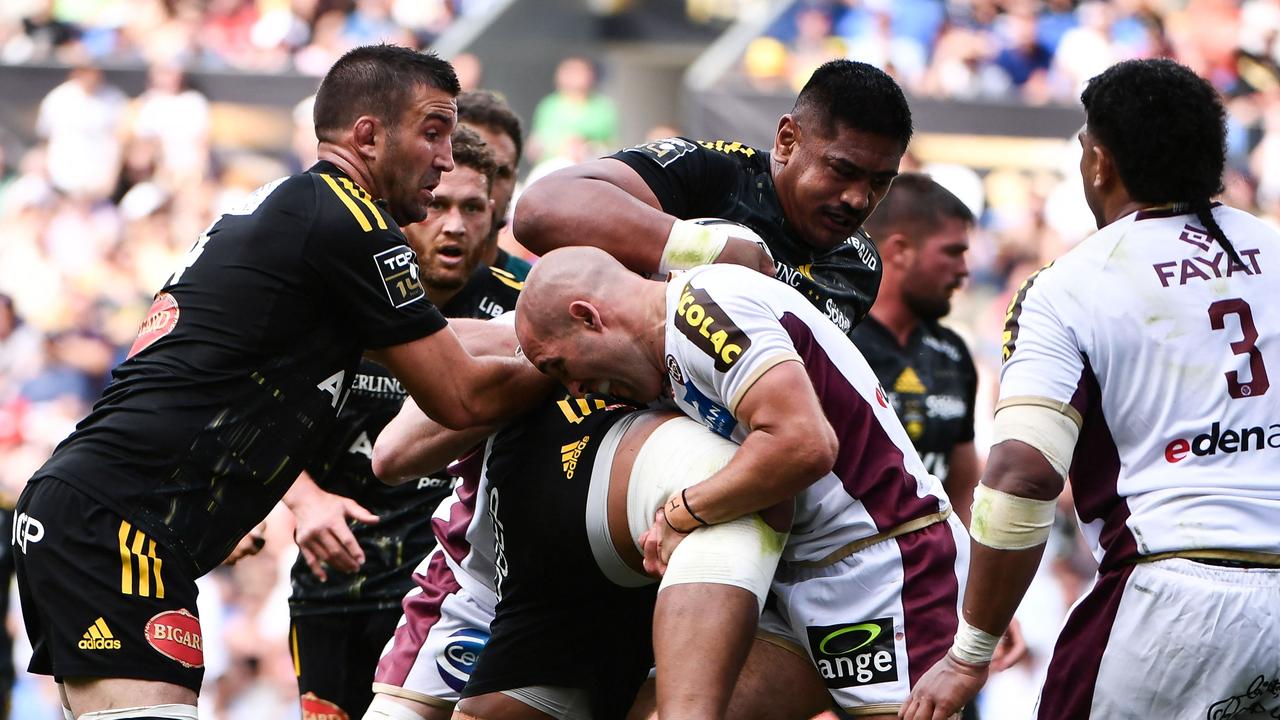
[[925, 394, 967, 420], [1164, 421, 1280, 463], [127, 292, 180, 359], [562, 436, 590, 479], [12, 512, 43, 554], [666, 354, 684, 385], [437, 628, 489, 692], [805, 617, 898, 688], [373, 244, 425, 308], [350, 372, 407, 398], [874, 385, 889, 409], [1002, 263, 1052, 363], [824, 298, 852, 334], [893, 367, 927, 394], [697, 139, 756, 157], [300, 692, 349, 720], [625, 137, 698, 167], [78, 617, 121, 651], [675, 285, 750, 372], [145, 609, 204, 668], [678, 379, 737, 439], [921, 334, 962, 362]]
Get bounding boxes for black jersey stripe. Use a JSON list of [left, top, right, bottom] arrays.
[[1001, 262, 1053, 363]]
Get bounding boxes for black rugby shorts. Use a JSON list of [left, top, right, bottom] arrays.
[[13, 477, 204, 691]]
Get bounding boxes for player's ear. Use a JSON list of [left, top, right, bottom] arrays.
[[1089, 143, 1112, 191], [774, 114, 799, 162], [883, 232, 914, 268], [568, 300, 603, 331], [352, 115, 381, 159]]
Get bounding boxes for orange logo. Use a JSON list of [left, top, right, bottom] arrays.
[[301, 693, 349, 720], [128, 293, 180, 358], [144, 609, 203, 668]]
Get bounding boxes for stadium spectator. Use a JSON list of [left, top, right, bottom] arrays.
[[35, 62, 126, 199], [528, 56, 618, 163]]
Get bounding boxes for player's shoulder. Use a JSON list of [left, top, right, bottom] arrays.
[[616, 135, 763, 170], [487, 265, 525, 294], [304, 162, 400, 240]]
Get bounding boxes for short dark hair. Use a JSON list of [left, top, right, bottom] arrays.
[[863, 173, 973, 243], [457, 89, 524, 164], [793, 60, 913, 150], [314, 44, 460, 142], [1081, 58, 1226, 204], [451, 126, 498, 190]]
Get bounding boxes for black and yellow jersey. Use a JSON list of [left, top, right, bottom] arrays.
[[612, 136, 881, 336], [35, 161, 447, 576], [290, 263, 521, 613]]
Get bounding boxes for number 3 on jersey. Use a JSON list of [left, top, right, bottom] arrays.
[[1209, 298, 1270, 398]]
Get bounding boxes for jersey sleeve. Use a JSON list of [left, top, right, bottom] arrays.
[[610, 137, 741, 218], [998, 264, 1087, 413], [674, 270, 802, 416], [303, 173, 447, 349]]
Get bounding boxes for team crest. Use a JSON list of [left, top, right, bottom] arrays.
[[666, 354, 684, 385], [624, 137, 697, 167]]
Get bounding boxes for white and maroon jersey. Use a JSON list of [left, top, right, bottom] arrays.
[[662, 265, 949, 563], [430, 444, 498, 603], [1000, 204, 1280, 568]]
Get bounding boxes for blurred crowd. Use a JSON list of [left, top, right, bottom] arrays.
[[0, 0, 484, 73], [0, 1, 1277, 718]]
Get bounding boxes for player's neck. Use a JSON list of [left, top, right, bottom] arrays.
[[426, 284, 459, 310], [1098, 188, 1149, 228], [644, 281, 670, 375], [315, 143, 377, 196], [869, 297, 917, 348]]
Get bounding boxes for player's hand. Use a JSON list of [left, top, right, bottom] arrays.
[[223, 522, 267, 565], [991, 618, 1027, 671], [637, 507, 691, 577], [714, 236, 775, 276], [899, 653, 988, 720], [293, 491, 380, 582]]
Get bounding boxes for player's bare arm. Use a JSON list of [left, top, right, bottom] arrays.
[[515, 159, 772, 275], [371, 324, 549, 430], [943, 441, 981, 528], [371, 399, 494, 485], [901, 439, 1061, 720], [644, 360, 836, 572]]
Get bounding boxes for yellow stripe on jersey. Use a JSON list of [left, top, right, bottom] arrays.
[[118, 521, 166, 598], [290, 624, 301, 676], [556, 396, 607, 424], [1001, 261, 1053, 363], [319, 174, 373, 232], [490, 266, 524, 291], [336, 176, 388, 230]]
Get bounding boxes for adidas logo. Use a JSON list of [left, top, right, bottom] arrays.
[[561, 436, 590, 479], [79, 617, 121, 651], [893, 367, 927, 394]]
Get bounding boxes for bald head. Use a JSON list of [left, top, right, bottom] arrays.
[[515, 247, 669, 402], [517, 246, 636, 340]]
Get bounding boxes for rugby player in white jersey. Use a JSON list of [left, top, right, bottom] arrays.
[[515, 246, 971, 720], [903, 58, 1280, 720]]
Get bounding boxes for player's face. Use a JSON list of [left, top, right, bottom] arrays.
[[405, 165, 494, 292], [775, 118, 902, 250], [519, 325, 663, 403], [901, 217, 970, 321], [463, 123, 518, 229], [380, 85, 457, 225]]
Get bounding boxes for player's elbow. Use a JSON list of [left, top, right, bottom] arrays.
[[512, 178, 562, 254], [785, 420, 838, 490], [371, 437, 412, 485]]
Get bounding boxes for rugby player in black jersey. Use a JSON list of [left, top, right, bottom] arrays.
[[11, 45, 544, 720], [853, 174, 981, 526], [282, 127, 522, 720], [457, 90, 534, 282], [514, 59, 913, 335]]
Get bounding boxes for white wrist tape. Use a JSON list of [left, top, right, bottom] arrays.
[[949, 617, 1000, 665], [991, 399, 1081, 478], [969, 484, 1056, 550], [78, 705, 199, 719], [658, 219, 728, 274]]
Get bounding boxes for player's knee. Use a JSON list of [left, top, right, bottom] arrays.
[[660, 514, 787, 607], [76, 704, 198, 719]]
